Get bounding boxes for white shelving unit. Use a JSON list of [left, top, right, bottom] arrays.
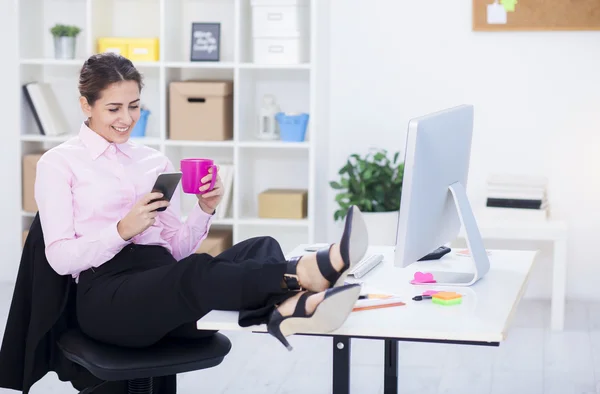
[[15, 0, 331, 255]]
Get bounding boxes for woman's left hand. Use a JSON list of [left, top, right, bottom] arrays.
[[196, 166, 224, 214]]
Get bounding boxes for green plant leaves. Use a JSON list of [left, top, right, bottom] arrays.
[[330, 148, 404, 221], [50, 24, 82, 37]]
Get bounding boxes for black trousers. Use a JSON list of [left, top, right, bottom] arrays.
[[76, 236, 295, 348]]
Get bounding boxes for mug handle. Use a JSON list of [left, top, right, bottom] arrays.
[[208, 165, 218, 191]]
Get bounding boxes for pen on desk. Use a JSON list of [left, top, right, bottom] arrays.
[[359, 294, 392, 300], [412, 295, 432, 301]]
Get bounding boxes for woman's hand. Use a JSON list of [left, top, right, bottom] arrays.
[[117, 192, 170, 240], [196, 166, 224, 214]]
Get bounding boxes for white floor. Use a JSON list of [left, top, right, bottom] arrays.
[[1, 281, 600, 394]]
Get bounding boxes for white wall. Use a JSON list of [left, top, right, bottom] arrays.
[[325, 0, 600, 300], [0, 0, 21, 282]]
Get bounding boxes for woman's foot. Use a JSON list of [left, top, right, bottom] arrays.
[[268, 284, 362, 351], [295, 245, 344, 292], [286, 206, 369, 292], [277, 291, 325, 317]]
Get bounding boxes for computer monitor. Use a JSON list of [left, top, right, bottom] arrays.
[[393, 104, 490, 286]]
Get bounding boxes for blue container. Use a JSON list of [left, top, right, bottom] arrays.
[[131, 108, 150, 137], [275, 112, 309, 142]]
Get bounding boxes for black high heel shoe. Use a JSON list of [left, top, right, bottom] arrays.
[[286, 205, 369, 289], [267, 283, 362, 351]]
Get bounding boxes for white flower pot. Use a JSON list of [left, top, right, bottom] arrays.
[[54, 36, 76, 59], [362, 211, 399, 246]]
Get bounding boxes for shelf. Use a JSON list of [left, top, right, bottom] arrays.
[[238, 141, 309, 149], [20, 134, 74, 142], [164, 61, 235, 69], [238, 63, 311, 70], [18, 60, 310, 70], [238, 218, 309, 227], [164, 140, 235, 148], [24, 211, 235, 227], [14, 0, 322, 267], [20, 58, 86, 66]]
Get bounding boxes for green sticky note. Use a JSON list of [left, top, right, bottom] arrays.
[[500, 0, 517, 12]]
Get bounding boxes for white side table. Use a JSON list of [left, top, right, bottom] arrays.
[[457, 219, 568, 331]]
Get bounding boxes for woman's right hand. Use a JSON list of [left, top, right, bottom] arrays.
[[117, 192, 170, 241]]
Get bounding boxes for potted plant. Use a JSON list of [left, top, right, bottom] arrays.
[[330, 148, 404, 245], [50, 24, 82, 59]]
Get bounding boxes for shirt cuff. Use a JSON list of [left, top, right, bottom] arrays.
[[185, 203, 214, 231], [102, 221, 131, 251]]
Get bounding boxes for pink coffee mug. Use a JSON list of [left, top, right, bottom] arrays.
[[180, 158, 218, 194]]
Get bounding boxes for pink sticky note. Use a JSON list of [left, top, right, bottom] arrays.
[[410, 271, 436, 285], [422, 290, 439, 296]]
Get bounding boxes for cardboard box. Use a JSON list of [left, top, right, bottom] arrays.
[[22, 230, 29, 247], [169, 81, 233, 141], [196, 228, 233, 256], [258, 189, 308, 219], [22, 153, 45, 213]]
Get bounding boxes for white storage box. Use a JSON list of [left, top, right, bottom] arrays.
[[251, 0, 309, 37], [253, 31, 308, 64]]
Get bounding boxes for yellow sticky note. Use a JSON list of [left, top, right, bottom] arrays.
[[500, 0, 517, 12]]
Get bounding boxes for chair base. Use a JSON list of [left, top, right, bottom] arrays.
[[127, 378, 153, 394], [79, 378, 154, 394]]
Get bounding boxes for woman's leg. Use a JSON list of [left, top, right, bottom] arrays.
[[76, 243, 293, 348], [77, 206, 368, 349]]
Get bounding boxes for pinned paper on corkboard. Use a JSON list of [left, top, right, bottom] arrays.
[[473, 0, 600, 31]]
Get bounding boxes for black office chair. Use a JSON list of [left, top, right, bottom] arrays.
[[57, 327, 231, 394], [0, 213, 232, 394]]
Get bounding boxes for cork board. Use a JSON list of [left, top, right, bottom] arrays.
[[473, 0, 600, 31]]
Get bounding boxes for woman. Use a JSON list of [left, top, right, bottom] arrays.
[[34, 52, 369, 351]]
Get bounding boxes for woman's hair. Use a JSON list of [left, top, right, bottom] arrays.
[[78, 52, 144, 106]]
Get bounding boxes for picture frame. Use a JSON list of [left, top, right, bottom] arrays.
[[190, 22, 221, 62]]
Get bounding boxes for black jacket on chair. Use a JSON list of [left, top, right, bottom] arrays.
[[0, 214, 175, 393]]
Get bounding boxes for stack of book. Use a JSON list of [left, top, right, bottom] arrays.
[[23, 82, 70, 136], [480, 174, 550, 221]]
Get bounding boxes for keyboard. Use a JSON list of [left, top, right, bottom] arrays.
[[348, 254, 384, 279]]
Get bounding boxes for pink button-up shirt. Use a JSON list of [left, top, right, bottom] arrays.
[[35, 122, 213, 278]]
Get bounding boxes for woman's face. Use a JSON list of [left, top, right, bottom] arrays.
[[81, 80, 141, 144]]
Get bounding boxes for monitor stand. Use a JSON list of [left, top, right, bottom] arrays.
[[419, 181, 491, 287]]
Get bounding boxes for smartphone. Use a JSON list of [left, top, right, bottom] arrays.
[[149, 172, 182, 212]]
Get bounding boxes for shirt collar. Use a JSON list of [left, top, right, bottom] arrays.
[[78, 121, 133, 160]]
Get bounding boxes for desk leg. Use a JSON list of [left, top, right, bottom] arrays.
[[333, 336, 350, 394], [384, 339, 398, 394], [552, 238, 567, 331]]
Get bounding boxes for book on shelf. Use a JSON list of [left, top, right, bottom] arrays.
[[214, 164, 234, 220], [22, 82, 70, 136], [480, 173, 550, 221]]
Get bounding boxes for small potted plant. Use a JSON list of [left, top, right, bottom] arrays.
[[50, 24, 82, 59], [330, 148, 404, 245]]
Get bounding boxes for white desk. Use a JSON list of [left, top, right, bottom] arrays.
[[197, 245, 537, 394], [458, 219, 567, 330]]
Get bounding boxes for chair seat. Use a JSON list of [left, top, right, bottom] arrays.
[[57, 328, 232, 382]]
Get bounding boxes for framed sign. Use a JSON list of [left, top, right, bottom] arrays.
[[190, 22, 221, 61]]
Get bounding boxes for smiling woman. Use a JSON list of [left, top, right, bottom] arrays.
[[26, 51, 368, 354], [78, 53, 145, 144]]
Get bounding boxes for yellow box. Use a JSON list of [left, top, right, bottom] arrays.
[[127, 38, 160, 62], [97, 37, 129, 57], [97, 37, 160, 62], [258, 189, 308, 219]]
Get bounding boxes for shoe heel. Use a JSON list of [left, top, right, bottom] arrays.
[[269, 326, 293, 351], [267, 310, 294, 351]]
